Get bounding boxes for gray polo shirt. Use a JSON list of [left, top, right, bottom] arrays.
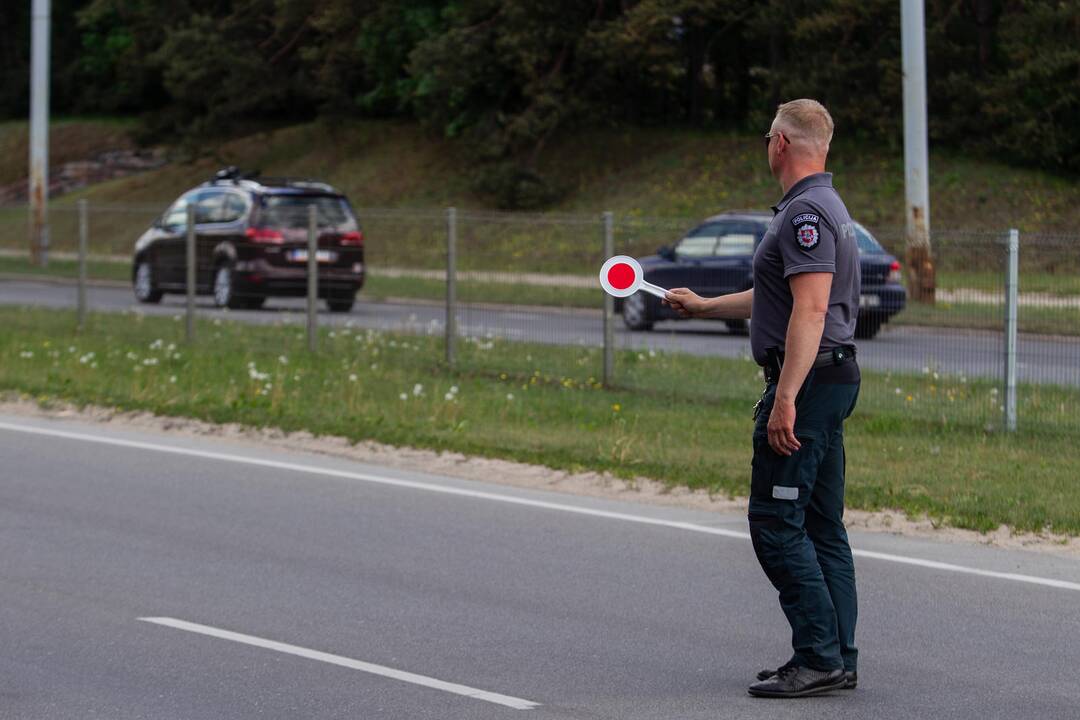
[[749, 172, 860, 366]]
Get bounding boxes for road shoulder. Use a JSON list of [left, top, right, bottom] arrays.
[[2, 393, 1077, 560]]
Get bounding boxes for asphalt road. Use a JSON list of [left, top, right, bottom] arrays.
[[3, 279, 1080, 386], [2, 413, 1080, 719]]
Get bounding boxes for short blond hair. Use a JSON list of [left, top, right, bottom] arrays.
[[772, 99, 834, 154]]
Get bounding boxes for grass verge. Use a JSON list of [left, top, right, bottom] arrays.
[[0, 255, 130, 283], [1, 306, 1078, 535]]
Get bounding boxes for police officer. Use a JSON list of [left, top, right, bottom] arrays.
[[664, 99, 861, 698]]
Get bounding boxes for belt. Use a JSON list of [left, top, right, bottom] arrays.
[[762, 345, 856, 384]]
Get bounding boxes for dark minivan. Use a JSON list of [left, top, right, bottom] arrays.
[[132, 168, 365, 311], [617, 211, 906, 338]]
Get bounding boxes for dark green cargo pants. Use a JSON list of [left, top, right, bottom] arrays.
[[748, 365, 860, 673]]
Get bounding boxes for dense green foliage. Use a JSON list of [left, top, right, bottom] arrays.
[[1, 1, 1076, 204]]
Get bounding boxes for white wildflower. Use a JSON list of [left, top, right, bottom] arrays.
[[413, 383, 424, 397], [399, 393, 408, 401], [349, 374, 358, 382]]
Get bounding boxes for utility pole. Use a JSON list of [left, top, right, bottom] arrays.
[[901, 0, 935, 303], [29, 0, 51, 266]]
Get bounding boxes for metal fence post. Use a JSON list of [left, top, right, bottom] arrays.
[[185, 204, 196, 343], [1004, 228, 1019, 432], [602, 211, 614, 387], [307, 204, 318, 353], [446, 206, 457, 368], [76, 198, 87, 331]]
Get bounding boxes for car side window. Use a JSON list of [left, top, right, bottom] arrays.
[[676, 223, 723, 258], [677, 222, 758, 258], [714, 232, 756, 256], [195, 190, 229, 224]]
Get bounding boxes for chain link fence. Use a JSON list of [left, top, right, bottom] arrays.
[[2, 201, 1078, 436]]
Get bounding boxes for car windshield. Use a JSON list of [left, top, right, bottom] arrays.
[[260, 195, 356, 228], [853, 223, 886, 254]]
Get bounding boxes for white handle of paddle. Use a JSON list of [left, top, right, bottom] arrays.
[[639, 281, 669, 299]]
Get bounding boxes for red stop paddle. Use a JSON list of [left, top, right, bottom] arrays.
[[598, 256, 669, 299]]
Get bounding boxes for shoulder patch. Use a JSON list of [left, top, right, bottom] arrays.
[[791, 212, 820, 250]]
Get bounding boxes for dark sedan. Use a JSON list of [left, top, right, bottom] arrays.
[[617, 211, 906, 339], [132, 169, 365, 312]]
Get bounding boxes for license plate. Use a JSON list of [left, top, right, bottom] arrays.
[[859, 294, 881, 308], [287, 249, 336, 263]]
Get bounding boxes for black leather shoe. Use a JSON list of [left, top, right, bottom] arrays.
[[748, 665, 846, 698], [757, 665, 857, 689]]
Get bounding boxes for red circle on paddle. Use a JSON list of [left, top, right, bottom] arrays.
[[607, 262, 636, 290]]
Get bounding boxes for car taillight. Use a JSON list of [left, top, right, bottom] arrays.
[[888, 260, 902, 284], [340, 230, 364, 246], [244, 227, 284, 244]]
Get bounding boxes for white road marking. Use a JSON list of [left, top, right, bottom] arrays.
[[3, 419, 1079, 593], [138, 617, 540, 710]]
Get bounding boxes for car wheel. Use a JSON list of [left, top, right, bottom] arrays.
[[213, 263, 244, 309], [133, 260, 163, 304], [326, 290, 355, 313], [854, 315, 883, 340], [622, 292, 653, 331]]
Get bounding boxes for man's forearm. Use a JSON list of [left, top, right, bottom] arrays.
[[776, 306, 825, 404], [699, 289, 753, 319]]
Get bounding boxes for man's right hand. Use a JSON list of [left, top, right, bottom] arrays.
[[663, 287, 707, 318]]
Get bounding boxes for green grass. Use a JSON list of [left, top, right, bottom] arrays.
[[2, 306, 1078, 535], [937, 271, 1080, 297], [891, 302, 1080, 336], [0, 255, 130, 283]]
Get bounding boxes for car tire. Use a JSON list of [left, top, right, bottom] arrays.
[[622, 292, 654, 331], [133, 260, 163, 304], [212, 262, 246, 310], [854, 314, 883, 340], [326, 290, 356, 313]]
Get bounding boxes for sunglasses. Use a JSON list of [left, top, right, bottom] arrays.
[[763, 131, 784, 150]]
